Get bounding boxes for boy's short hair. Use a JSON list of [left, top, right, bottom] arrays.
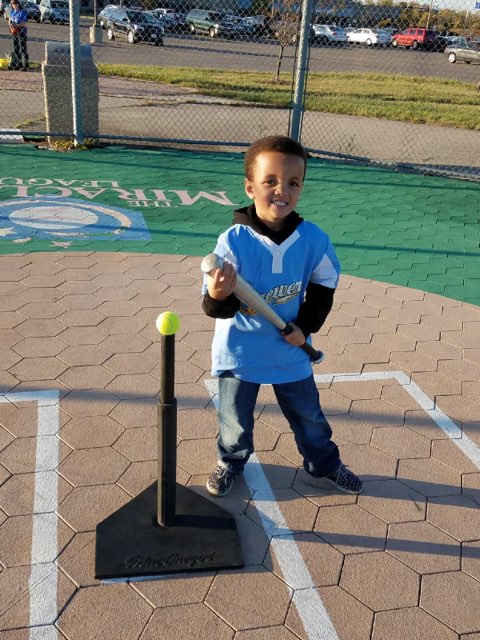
[[244, 136, 308, 180]]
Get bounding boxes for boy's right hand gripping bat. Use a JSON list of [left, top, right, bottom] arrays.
[[201, 253, 325, 365]]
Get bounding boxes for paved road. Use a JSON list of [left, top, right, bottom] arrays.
[[0, 20, 479, 82]]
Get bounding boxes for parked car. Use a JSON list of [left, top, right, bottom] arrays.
[[39, 0, 69, 24], [243, 14, 270, 36], [101, 7, 164, 45], [346, 28, 390, 46], [185, 9, 250, 38], [391, 28, 441, 51], [311, 23, 348, 45], [150, 8, 184, 30], [445, 41, 480, 64], [4, 0, 40, 21], [146, 9, 176, 30]]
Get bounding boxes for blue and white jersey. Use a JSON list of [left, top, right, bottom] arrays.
[[204, 221, 340, 384]]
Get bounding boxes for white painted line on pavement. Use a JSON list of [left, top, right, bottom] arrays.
[[314, 371, 480, 469], [0, 391, 60, 640], [205, 378, 340, 640]]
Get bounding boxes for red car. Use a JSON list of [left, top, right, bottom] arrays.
[[391, 28, 441, 50]]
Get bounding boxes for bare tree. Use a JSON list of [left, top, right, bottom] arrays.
[[272, 3, 301, 82]]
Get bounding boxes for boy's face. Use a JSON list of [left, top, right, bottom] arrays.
[[244, 151, 304, 230]]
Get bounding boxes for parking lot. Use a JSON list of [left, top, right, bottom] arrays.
[[1, 18, 479, 82]]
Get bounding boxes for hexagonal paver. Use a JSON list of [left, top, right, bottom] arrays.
[[17, 302, 64, 319], [57, 584, 152, 640], [61, 389, 120, 418], [58, 326, 108, 345], [206, 566, 291, 630], [372, 427, 431, 459], [314, 504, 388, 554], [134, 571, 215, 608], [340, 444, 397, 481], [106, 374, 160, 399], [0, 348, 21, 370], [373, 607, 458, 640], [350, 398, 405, 428], [286, 584, 374, 640], [0, 471, 73, 516], [397, 458, 461, 497], [58, 344, 111, 366], [57, 309, 105, 327], [0, 328, 22, 349], [15, 318, 66, 338], [109, 398, 157, 429], [117, 460, 156, 497], [341, 551, 419, 611], [104, 352, 156, 375], [58, 365, 116, 390], [59, 415, 124, 449], [427, 494, 480, 541], [265, 532, 342, 587], [387, 521, 461, 574], [0, 563, 76, 631], [13, 337, 66, 358], [101, 333, 151, 354], [58, 484, 131, 532], [141, 603, 233, 640], [0, 437, 71, 474], [8, 357, 68, 382], [59, 447, 130, 486], [358, 479, 426, 523], [432, 440, 480, 473], [421, 571, 480, 634], [248, 488, 319, 535], [329, 414, 373, 445], [0, 513, 74, 567], [57, 531, 98, 588], [57, 294, 102, 310], [177, 438, 218, 476], [113, 426, 157, 462]]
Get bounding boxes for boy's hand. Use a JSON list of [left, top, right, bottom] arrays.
[[282, 322, 306, 347], [207, 261, 237, 301]]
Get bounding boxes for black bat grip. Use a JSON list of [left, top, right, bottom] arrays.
[[281, 324, 325, 364]]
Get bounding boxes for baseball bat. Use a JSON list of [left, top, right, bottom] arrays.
[[201, 253, 324, 364]]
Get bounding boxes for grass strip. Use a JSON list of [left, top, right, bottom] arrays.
[[97, 65, 480, 130]]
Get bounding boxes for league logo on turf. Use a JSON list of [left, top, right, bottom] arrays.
[[0, 195, 151, 245]]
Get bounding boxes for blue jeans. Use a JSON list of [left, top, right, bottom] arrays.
[[217, 372, 340, 477]]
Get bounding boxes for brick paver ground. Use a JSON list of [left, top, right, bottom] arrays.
[[0, 145, 479, 639]]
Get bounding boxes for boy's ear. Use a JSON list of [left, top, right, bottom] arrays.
[[244, 177, 254, 200]]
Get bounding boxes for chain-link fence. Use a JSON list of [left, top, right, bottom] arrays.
[[0, 0, 479, 180]]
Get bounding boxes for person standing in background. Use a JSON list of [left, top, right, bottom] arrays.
[[9, 0, 29, 71]]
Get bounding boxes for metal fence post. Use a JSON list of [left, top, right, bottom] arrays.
[[69, 0, 84, 146], [289, 0, 315, 142]]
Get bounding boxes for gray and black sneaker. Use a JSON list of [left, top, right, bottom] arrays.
[[206, 465, 236, 497], [322, 463, 363, 495]]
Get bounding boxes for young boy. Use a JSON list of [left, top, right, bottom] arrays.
[[202, 135, 362, 497]]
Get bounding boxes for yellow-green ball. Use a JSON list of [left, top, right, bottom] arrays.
[[156, 312, 180, 336]]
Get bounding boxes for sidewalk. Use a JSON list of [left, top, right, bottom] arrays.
[[0, 143, 480, 639], [1, 67, 480, 177]]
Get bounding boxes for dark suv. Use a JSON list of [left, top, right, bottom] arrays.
[[98, 6, 164, 45]]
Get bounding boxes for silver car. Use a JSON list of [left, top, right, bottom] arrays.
[[445, 41, 480, 64]]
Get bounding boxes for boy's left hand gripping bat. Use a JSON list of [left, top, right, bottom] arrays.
[[201, 253, 324, 365]]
